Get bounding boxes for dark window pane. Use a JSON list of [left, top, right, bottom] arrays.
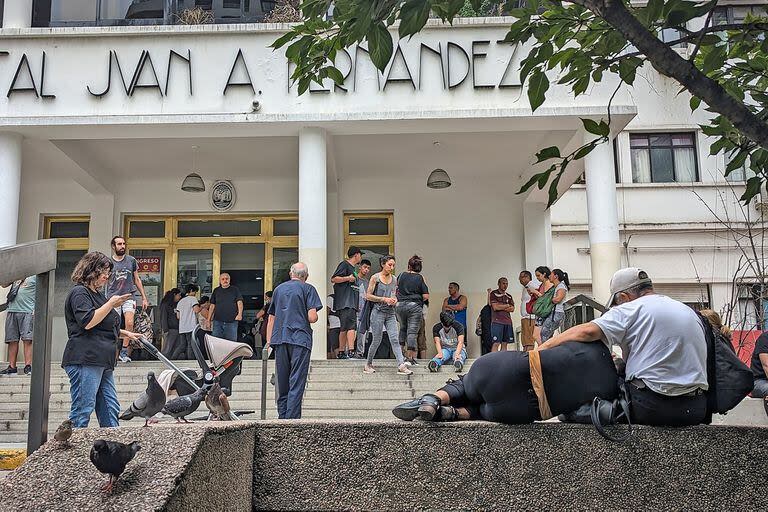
[[101, 0, 163, 20], [50, 0, 97, 22], [273, 219, 298, 236], [650, 148, 675, 182], [272, 247, 298, 288], [129, 220, 166, 238], [649, 134, 672, 147], [178, 220, 261, 237], [49, 221, 89, 239], [348, 217, 389, 236], [357, 246, 391, 273]]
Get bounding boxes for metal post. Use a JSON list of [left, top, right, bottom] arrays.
[[27, 270, 54, 454], [261, 347, 268, 420]]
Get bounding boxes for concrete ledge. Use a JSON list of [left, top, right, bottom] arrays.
[[0, 422, 255, 511]]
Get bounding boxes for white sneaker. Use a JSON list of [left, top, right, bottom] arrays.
[[397, 364, 413, 375], [118, 350, 132, 363], [363, 365, 376, 374], [403, 360, 413, 367]]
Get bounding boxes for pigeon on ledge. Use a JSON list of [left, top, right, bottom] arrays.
[[205, 382, 231, 420], [162, 386, 207, 423], [119, 371, 166, 427], [53, 419, 73, 446], [90, 439, 141, 493]]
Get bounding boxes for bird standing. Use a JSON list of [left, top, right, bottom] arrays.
[[119, 371, 166, 427], [53, 419, 73, 446], [162, 386, 207, 423], [204, 382, 231, 420], [90, 439, 141, 493]]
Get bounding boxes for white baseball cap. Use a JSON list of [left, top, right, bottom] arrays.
[[606, 267, 652, 308]]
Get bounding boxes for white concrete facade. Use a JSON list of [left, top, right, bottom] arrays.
[[0, 12, 762, 361]]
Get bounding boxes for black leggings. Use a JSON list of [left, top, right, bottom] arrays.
[[441, 342, 619, 424]]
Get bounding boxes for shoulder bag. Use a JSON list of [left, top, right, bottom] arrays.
[[532, 286, 556, 318]]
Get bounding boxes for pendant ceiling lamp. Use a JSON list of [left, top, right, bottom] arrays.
[[181, 145, 205, 192]]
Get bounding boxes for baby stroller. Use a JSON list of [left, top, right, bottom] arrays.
[[137, 326, 253, 420]]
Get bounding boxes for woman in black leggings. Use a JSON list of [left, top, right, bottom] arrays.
[[393, 342, 619, 423]]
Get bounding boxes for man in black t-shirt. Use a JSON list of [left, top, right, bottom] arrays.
[[330, 246, 362, 359], [751, 332, 768, 398], [207, 273, 244, 342]]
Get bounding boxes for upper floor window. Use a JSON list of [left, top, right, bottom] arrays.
[[630, 133, 698, 183], [32, 0, 275, 27], [713, 5, 767, 25]]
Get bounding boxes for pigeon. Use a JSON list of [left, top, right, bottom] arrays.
[[53, 419, 73, 446], [204, 382, 231, 420], [90, 439, 141, 493], [119, 371, 166, 427], [162, 387, 207, 423]]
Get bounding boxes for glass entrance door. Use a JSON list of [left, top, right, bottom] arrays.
[[220, 243, 265, 323], [177, 249, 214, 295]]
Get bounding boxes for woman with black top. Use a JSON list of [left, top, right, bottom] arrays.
[[395, 255, 430, 366], [159, 287, 182, 358], [63, 252, 141, 428]]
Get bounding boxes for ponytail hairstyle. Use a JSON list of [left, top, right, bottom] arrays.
[[161, 287, 182, 306], [700, 309, 732, 341], [535, 266, 551, 281], [408, 254, 423, 273], [552, 269, 570, 290]]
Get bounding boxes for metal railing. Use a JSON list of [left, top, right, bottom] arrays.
[[562, 294, 607, 331], [0, 240, 58, 454]]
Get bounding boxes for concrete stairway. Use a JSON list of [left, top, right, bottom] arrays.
[[0, 359, 473, 444]]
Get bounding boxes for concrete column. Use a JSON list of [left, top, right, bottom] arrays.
[[89, 193, 115, 254], [0, 133, 22, 248], [3, 1, 34, 28], [584, 136, 621, 304], [299, 127, 327, 360], [523, 201, 553, 272]]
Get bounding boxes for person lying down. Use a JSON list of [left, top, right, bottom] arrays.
[[392, 342, 618, 423]]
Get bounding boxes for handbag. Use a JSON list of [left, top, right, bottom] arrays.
[[525, 287, 537, 315], [532, 287, 556, 318], [590, 380, 633, 442]]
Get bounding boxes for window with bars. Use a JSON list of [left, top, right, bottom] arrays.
[[630, 133, 699, 183]]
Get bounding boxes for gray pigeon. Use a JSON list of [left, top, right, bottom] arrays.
[[90, 439, 141, 493], [204, 382, 231, 420], [162, 387, 207, 423], [119, 371, 165, 427]]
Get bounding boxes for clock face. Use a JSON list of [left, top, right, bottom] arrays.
[[210, 180, 236, 212]]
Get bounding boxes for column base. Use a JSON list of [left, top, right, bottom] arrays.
[[589, 242, 622, 306]]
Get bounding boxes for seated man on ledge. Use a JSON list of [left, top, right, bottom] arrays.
[[428, 312, 467, 373]]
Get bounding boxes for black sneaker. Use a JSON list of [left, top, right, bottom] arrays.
[[336, 352, 349, 360], [23, 365, 32, 376], [408, 358, 420, 367], [427, 360, 439, 372], [454, 360, 464, 373], [0, 366, 18, 376]]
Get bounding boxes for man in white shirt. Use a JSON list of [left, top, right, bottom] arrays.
[[174, 284, 200, 360], [539, 267, 709, 426], [518, 271, 540, 352]]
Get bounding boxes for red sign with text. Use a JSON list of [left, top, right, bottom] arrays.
[[137, 257, 161, 273]]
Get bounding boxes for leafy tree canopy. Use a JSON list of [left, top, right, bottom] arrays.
[[273, 0, 768, 205]]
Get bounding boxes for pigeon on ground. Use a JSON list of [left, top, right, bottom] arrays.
[[119, 371, 166, 427], [90, 439, 141, 493], [53, 419, 73, 446], [204, 382, 231, 420], [162, 387, 207, 423]]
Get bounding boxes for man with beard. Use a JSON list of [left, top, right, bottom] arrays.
[[107, 236, 149, 363]]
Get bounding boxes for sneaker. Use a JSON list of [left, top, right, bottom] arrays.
[[347, 350, 360, 360], [363, 365, 376, 374], [454, 360, 464, 373], [0, 366, 18, 376], [397, 364, 413, 375], [118, 349, 132, 363], [408, 358, 420, 367], [427, 360, 439, 373], [403, 360, 413, 367], [336, 352, 348, 360], [23, 365, 32, 376]]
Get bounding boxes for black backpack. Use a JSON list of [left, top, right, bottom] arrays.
[[698, 312, 754, 421]]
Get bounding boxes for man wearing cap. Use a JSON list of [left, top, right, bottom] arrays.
[[539, 267, 709, 427]]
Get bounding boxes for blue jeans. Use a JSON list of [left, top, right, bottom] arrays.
[[213, 320, 238, 341], [431, 347, 467, 368], [64, 365, 120, 428], [274, 343, 311, 419]]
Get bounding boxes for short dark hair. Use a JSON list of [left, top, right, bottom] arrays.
[[110, 235, 125, 248], [380, 255, 395, 267], [265, 290, 273, 298], [408, 254, 423, 273], [348, 246, 362, 258], [360, 259, 372, 267], [449, 282, 460, 289], [440, 311, 455, 326], [520, 270, 532, 279], [535, 266, 551, 278], [498, 277, 508, 285], [199, 295, 210, 305], [185, 283, 200, 294], [71, 251, 113, 286]]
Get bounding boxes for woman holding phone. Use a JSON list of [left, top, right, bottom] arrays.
[[63, 251, 141, 428]]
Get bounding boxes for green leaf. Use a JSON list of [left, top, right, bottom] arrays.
[[574, 143, 596, 160], [689, 96, 701, 111], [326, 67, 345, 85], [581, 118, 602, 136], [536, 146, 561, 162], [618, 57, 641, 85], [641, 0, 665, 24], [367, 22, 394, 72], [725, 150, 749, 174], [399, 0, 431, 38], [527, 70, 550, 112], [547, 171, 563, 207], [741, 176, 763, 202], [519, 172, 543, 194]]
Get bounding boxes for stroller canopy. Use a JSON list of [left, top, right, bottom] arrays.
[[205, 333, 253, 367]]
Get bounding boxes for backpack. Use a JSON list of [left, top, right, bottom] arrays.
[[698, 313, 754, 419], [132, 310, 154, 349], [6, 280, 23, 303], [532, 287, 556, 318]]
